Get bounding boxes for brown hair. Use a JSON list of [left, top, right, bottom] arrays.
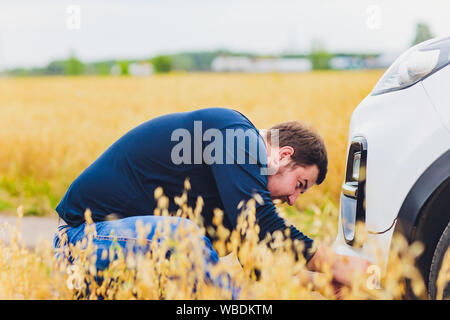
[[266, 121, 328, 184]]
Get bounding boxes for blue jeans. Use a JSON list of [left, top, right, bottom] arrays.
[[53, 215, 239, 298]]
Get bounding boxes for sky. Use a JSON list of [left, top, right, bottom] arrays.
[[0, 0, 449, 70]]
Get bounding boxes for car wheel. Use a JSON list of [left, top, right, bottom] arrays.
[[428, 221, 450, 299]]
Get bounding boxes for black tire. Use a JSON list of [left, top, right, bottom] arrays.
[[428, 221, 450, 299]]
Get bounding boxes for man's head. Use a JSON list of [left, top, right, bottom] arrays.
[[264, 121, 328, 206]]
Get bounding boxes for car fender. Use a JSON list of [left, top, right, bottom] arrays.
[[395, 149, 450, 242]]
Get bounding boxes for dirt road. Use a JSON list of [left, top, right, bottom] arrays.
[[0, 215, 60, 248], [0, 214, 242, 267]]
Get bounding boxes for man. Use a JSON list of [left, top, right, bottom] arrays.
[[54, 107, 369, 291]]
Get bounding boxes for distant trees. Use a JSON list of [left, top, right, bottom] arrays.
[[9, 54, 85, 76], [65, 55, 84, 75], [309, 40, 332, 70], [45, 60, 66, 75], [45, 53, 84, 75], [151, 55, 172, 73], [118, 61, 130, 75], [412, 22, 434, 46], [5, 51, 236, 76], [171, 54, 195, 71], [89, 61, 115, 76]]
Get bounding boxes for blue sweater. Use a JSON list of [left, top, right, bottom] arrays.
[[56, 108, 313, 259]]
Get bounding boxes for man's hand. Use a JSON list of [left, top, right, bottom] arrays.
[[306, 245, 371, 286]]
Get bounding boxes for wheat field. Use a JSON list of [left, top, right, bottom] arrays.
[[0, 71, 382, 219]]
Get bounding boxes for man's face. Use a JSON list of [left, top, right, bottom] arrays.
[[266, 146, 319, 206]]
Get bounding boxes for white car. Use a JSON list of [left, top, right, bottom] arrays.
[[332, 36, 450, 299]]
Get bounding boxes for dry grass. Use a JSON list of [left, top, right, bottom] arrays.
[[0, 190, 443, 300]]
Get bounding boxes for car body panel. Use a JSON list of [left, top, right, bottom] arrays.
[[422, 63, 450, 132], [333, 72, 450, 268]]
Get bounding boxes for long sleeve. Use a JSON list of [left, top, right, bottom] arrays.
[[208, 126, 315, 261]]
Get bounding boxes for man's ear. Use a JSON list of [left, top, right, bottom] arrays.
[[279, 146, 294, 166]]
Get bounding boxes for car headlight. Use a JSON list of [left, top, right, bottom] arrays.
[[371, 36, 450, 96]]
